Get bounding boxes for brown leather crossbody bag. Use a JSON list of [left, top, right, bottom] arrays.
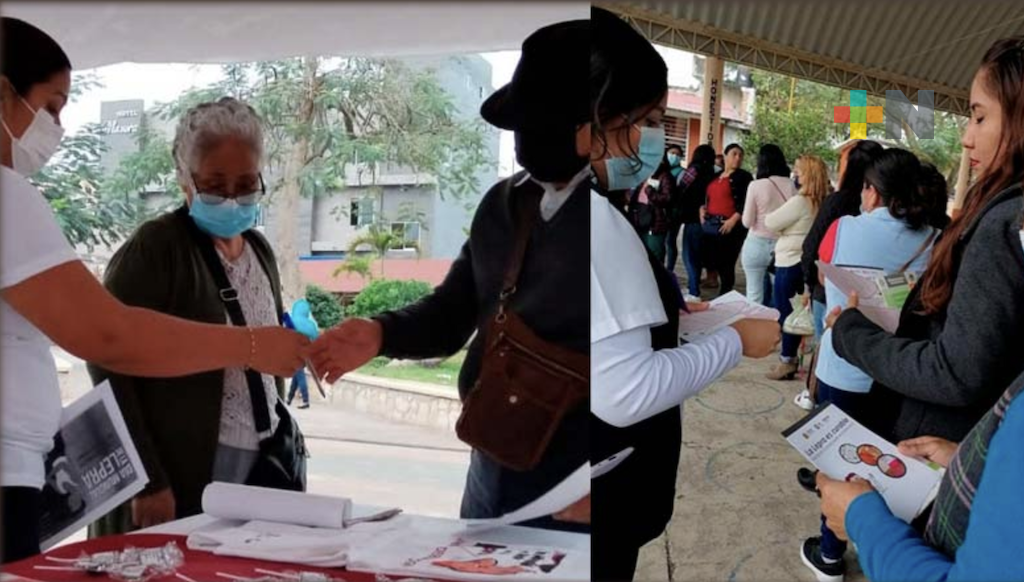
[[455, 186, 589, 472]]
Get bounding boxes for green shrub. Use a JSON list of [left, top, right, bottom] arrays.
[[305, 284, 345, 329], [346, 279, 432, 318]]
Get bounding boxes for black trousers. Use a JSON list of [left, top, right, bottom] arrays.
[[1, 486, 42, 564], [592, 540, 640, 582]]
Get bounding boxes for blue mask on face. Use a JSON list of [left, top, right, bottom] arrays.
[[189, 196, 258, 238], [604, 126, 666, 191], [667, 153, 681, 167]]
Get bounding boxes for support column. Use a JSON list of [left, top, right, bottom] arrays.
[[700, 56, 725, 152], [951, 146, 971, 219]]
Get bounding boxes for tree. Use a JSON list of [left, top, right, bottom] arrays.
[[742, 70, 966, 186], [346, 220, 420, 278], [31, 122, 142, 251], [333, 254, 374, 282], [137, 56, 491, 305], [305, 284, 344, 329], [29, 72, 146, 251]]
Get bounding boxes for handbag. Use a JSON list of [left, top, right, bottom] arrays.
[[455, 185, 589, 472], [180, 208, 308, 492], [702, 214, 726, 236]]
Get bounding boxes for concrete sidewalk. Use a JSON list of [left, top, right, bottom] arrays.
[[635, 355, 867, 582]]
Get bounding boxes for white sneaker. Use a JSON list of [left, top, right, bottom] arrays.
[[794, 389, 814, 411]]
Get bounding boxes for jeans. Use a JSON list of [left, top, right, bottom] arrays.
[[814, 378, 873, 560], [812, 300, 827, 342], [741, 235, 776, 305], [773, 264, 805, 360], [288, 371, 309, 405], [665, 220, 683, 275], [682, 223, 704, 297]]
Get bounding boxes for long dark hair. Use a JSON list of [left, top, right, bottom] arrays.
[[835, 140, 884, 215], [755, 144, 790, 179], [919, 162, 951, 230], [863, 149, 935, 230], [1, 18, 72, 96], [590, 7, 667, 170], [919, 37, 1024, 314]]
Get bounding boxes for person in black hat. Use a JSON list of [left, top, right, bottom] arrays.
[[310, 19, 590, 532]]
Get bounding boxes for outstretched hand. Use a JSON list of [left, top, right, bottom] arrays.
[[309, 318, 384, 384]]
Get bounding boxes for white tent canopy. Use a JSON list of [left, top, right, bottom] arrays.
[[4, 2, 588, 69]]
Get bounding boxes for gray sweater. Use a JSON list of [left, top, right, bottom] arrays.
[[833, 186, 1024, 442]]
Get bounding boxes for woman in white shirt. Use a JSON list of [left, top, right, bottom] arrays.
[[763, 154, 827, 381], [740, 144, 798, 306], [0, 17, 308, 562], [589, 8, 780, 581]]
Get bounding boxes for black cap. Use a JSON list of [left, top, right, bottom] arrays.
[[480, 19, 589, 131]]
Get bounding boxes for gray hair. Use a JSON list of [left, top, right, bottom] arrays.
[[172, 97, 264, 182]]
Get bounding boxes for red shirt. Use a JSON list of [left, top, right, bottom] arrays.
[[706, 176, 736, 217], [818, 219, 841, 264]]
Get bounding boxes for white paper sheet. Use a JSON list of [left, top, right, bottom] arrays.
[[201, 482, 353, 529], [187, 517, 407, 567], [816, 262, 901, 333], [348, 524, 589, 582], [39, 381, 149, 550], [464, 463, 589, 530], [591, 448, 633, 480], [783, 404, 944, 522], [678, 291, 780, 340]]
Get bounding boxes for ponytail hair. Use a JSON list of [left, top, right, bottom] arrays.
[[863, 148, 933, 231]]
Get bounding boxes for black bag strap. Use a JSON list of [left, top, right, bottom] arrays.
[[897, 228, 939, 275], [175, 206, 272, 434]]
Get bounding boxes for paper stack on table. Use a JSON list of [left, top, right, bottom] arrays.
[[816, 261, 901, 333], [678, 291, 780, 341], [782, 404, 944, 522]]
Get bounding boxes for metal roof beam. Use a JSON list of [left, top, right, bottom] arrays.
[[596, 2, 969, 117]]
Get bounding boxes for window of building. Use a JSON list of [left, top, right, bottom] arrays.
[[664, 114, 688, 159], [389, 221, 421, 250], [350, 198, 376, 227]]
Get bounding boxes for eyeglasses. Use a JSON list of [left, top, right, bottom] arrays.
[[191, 173, 266, 206]]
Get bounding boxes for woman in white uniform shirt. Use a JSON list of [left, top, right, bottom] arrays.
[[589, 7, 780, 581], [0, 17, 309, 562]]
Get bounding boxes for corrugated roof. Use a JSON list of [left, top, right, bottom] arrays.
[[597, 0, 1024, 116]]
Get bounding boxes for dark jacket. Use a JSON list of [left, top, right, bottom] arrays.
[[88, 207, 285, 537], [373, 172, 588, 532], [628, 169, 674, 235], [833, 186, 1024, 442], [803, 190, 861, 303]]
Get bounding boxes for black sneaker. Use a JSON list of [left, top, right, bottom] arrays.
[[297, 402, 310, 409], [800, 537, 845, 582]]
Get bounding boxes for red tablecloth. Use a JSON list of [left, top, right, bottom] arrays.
[[3, 534, 442, 582]]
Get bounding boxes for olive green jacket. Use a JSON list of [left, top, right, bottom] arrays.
[[88, 207, 285, 537]]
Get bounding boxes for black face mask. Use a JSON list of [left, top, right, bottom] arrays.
[[514, 126, 587, 183]]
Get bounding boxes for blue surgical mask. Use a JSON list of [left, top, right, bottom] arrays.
[[667, 153, 681, 167], [604, 126, 666, 191], [190, 196, 258, 238]]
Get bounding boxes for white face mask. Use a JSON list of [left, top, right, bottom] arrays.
[[2, 96, 64, 177]]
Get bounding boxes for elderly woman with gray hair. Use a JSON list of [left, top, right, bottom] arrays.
[[88, 97, 303, 536]]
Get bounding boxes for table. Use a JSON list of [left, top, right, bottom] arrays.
[[4, 511, 589, 582]]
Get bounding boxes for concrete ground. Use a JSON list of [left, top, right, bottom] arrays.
[[633, 263, 868, 582]]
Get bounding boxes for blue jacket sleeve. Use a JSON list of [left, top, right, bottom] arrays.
[[847, 395, 1024, 582]]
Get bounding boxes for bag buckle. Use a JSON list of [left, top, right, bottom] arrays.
[[219, 287, 240, 302]]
